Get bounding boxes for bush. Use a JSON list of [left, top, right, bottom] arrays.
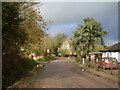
[[58, 55, 62, 57], [39, 57, 55, 61], [58, 49, 70, 57], [2, 54, 38, 89]]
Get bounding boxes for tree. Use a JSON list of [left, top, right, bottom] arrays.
[[2, 2, 27, 54], [19, 2, 47, 55], [2, 2, 47, 55], [53, 33, 68, 53], [2, 2, 47, 88], [39, 33, 68, 56], [73, 17, 108, 63], [39, 34, 56, 56]]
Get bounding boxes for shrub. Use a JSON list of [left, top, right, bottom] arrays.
[[39, 57, 55, 61], [2, 54, 38, 89]]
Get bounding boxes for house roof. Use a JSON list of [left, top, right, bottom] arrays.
[[100, 42, 120, 52]]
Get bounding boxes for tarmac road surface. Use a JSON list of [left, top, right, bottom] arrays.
[[31, 57, 118, 88]]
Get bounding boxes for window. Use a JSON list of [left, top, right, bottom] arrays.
[[104, 53, 106, 56], [107, 53, 109, 57], [109, 58, 117, 62], [110, 52, 112, 57]]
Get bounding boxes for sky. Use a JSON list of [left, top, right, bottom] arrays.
[[39, 2, 118, 46]]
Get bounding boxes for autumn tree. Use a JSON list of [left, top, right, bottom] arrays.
[[2, 2, 47, 88], [39, 34, 55, 56], [2, 2, 27, 54], [19, 2, 47, 55], [2, 2, 48, 55]]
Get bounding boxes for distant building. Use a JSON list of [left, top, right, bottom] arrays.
[[58, 38, 74, 55], [100, 42, 120, 62], [60, 38, 72, 50]]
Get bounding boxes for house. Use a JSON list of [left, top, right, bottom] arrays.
[[88, 52, 102, 65], [58, 38, 74, 56], [59, 38, 72, 50], [90, 52, 102, 61], [100, 42, 120, 62]]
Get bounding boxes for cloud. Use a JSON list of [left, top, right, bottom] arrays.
[[39, 2, 118, 46], [40, 2, 117, 24]]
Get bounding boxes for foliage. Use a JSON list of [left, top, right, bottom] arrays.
[[59, 49, 70, 56], [38, 57, 55, 61], [94, 44, 105, 52], [53, 33, 68, 53], [39, 33, 68, 56], [2, 2, 47, 55], [2, 2, 27, 54], [19, 2, 47, 55], [39, 34, 56, 56], [2, 54, 38, 88], [2, 2, 47, 88], [54, 33, 68, 44], [73, 17, 108, 57], [57, 37, 75, 56]]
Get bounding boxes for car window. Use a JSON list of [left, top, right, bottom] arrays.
[[109, 58, 117, 62], [113, 58, 117, 61], [105, 59, 109, 62], [102, 59, 105, 61], [108, 59, 112, 62]]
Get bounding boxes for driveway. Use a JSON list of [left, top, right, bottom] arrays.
[[31, 57, 118, 88]]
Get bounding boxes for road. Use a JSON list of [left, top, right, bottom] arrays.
[[31, 57, 118, 88]]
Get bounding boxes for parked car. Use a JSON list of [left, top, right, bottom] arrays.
[[96, 57, 119, 69]]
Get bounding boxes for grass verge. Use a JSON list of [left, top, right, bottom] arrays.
[[35, 56, 56, 61], [7, 64, 44, 88], [2, 54, 39, 89]]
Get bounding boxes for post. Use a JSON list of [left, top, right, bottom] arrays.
[[111, 61, 113, 75], [83, 58, 85, 64], [47, 49, 50, 57]]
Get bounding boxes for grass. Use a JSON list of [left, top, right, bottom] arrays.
[[36, 57, 56, 61], [8, 64, 44, 88]]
